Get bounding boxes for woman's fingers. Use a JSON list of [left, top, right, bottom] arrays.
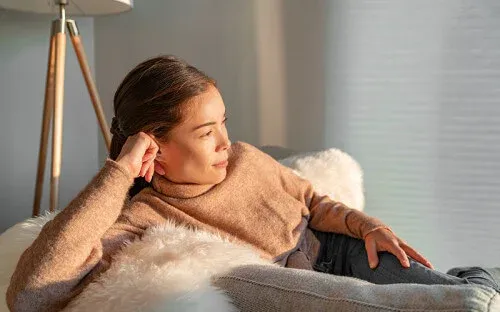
[[139, 162, 147, 177], [139, 159, 151, 177], [365, 240, 380, 269], [138, 157, 155, 182], [154, 160, 166, 175], [142, 142, 159, 163], [139, 139, 158, 176], [400, 242, 434, 269], [365, 229, 433, 271], [142, 151, 156, 163], [389, 244, 410, 268], [141, 154, 164, 182], [115, 132, 161, 182], [140, 154, 164, 180], [145, 162, 155, 182], [115, 132, 162, 179]]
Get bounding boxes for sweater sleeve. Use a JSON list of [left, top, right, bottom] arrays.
[[6, 159, 139, 312], [277, 163, 390, 240]]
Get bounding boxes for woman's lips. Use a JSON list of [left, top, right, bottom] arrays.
[[213, 160, 228, 168]]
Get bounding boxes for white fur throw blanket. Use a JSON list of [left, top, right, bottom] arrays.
[[64, 223, 272, 312], [0, 148, 364, 312]]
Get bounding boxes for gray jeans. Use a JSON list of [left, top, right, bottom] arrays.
[[311, 229, 500, 293]]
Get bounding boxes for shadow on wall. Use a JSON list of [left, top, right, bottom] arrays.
[[253, 0, 328, 152], [281, 0, 327, 152]]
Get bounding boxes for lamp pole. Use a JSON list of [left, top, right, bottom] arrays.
[[32, 0, 111, 216]]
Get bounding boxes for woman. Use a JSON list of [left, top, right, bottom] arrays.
[[7, 55, 499, 312]]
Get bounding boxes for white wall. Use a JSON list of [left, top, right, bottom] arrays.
[[0, 10, 98, 232], [325, 0, 500, 271]]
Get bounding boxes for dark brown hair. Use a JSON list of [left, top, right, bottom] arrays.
[[109, 55, 216, 197]]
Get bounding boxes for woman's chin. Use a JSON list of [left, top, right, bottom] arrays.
[[211, 168, 227, 184], [174, 167, 227, 185]]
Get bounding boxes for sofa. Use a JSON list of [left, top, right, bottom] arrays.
[[0, 146, 498, 312]]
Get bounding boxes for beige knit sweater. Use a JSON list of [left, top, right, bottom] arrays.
[[6, 142, 387, 312]]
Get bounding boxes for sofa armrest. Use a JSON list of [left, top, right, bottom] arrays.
[[213, 264, 500, 312]]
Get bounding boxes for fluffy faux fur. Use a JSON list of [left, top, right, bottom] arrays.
[[62, 223, 272, 312], [279, 148, 365, 211]]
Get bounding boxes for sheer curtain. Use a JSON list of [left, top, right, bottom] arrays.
[[324, 0, 500, 271]]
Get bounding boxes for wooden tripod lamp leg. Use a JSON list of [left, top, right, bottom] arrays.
[[33, 23, 57, 217], [50, 20, 67, 213], [67, 20, 111, 152]]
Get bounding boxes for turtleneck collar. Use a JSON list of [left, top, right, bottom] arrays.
[[151, 174, 216, 199]]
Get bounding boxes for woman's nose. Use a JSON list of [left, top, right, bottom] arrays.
[[217, 136, 231, 152]]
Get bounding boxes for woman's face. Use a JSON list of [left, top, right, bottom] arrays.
[[154, 85, 231, 185]]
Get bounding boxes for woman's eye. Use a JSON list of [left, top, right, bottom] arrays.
[[202, 131, 213, 137], [222, 117, 228, 124]]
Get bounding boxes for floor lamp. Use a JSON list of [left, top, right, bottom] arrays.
[[0, 0, 133, 217]]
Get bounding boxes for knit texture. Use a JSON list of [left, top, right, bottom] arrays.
[[6, 142, 387, 312]]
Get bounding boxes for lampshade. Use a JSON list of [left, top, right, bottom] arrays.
[[0, 0, 133, 15]]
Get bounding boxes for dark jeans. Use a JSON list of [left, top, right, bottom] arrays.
[[311, 229, 500, 293]]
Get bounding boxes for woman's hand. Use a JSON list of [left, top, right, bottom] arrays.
[[364, 228, 434, 270], [115, 132, 166, 182]]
